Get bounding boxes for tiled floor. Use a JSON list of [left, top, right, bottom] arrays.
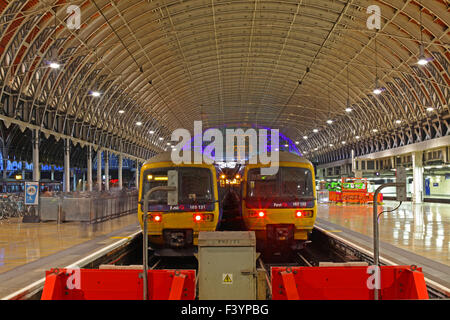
[[317, 201, 450, 266], [0, 214, 139, 274]]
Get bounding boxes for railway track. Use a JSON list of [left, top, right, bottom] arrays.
[[6, 228, 448, 300]]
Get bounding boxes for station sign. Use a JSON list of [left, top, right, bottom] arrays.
[[25, 182, 39, 205]]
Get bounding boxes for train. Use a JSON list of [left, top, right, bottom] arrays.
[[137, 151, 222, 256], [241, 152, 317, 255], [138, 151, 317, 256]]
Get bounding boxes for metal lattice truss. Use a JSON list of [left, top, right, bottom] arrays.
[[0, 0, 448, 162]]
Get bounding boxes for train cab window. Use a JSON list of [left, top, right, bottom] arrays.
[[142, 167, 214, 204], [179, 168, 213, 203], [247, 167, 313, 200], [281, 167, 313, 197], [247, 170, 278, 198]]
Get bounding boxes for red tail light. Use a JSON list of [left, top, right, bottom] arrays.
[[149, 214, 162, 222], [250, 211, 266, 218], [295, 210, 313, 218], [193, 214, 214, 222]]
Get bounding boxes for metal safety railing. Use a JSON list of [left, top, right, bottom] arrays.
[[39, 191, 138, 223]]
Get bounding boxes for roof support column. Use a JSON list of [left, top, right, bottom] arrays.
[[87, 145, 93, 192], [63, 138, 70, 193], [118, 154, 123, 190], [32, 129, 40, 182], [105, 151, 109, 191], [412, 151, 424, 204], [97, 149, 102, 192]]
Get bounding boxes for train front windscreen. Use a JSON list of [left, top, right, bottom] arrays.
[[246, 167, 314, 206], [142, 167, 215, 211]]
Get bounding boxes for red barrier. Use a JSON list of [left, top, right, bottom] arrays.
[[271, 266, 429, 300], [41, 268, 196, 300]]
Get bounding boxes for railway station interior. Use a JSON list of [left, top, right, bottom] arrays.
[[0, 0, 448, 304]]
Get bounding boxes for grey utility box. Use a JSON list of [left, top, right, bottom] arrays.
[[198, 231, 257, 300]]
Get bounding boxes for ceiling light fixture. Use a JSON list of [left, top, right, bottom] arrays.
[[49, 62, 60, 69]]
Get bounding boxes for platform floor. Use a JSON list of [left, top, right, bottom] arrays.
[[317, 201, 450, 266], [0, 214, 139, 274]]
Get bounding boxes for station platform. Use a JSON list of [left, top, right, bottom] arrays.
[[317, 201, 450, 291], [0, 215, 140, 299]]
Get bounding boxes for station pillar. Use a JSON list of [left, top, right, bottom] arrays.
[[50, 165, 55, 181], [118, 154, 123, 190], [2, 146, 8, 181], [73, 169, 77, 191], [105, 151, 109, 191], [21, 161, 26, 180], [412, 151, 424, 204], [135, 160, 140, 189], [87, 146, 93, 192], [63, 139, 70, 193], [97, 149, 102, 192], [32, 129, 40, 182]]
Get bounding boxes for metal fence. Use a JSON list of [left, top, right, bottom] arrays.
[[317, 190, 330, 203], [39, 191, 138, 223]]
